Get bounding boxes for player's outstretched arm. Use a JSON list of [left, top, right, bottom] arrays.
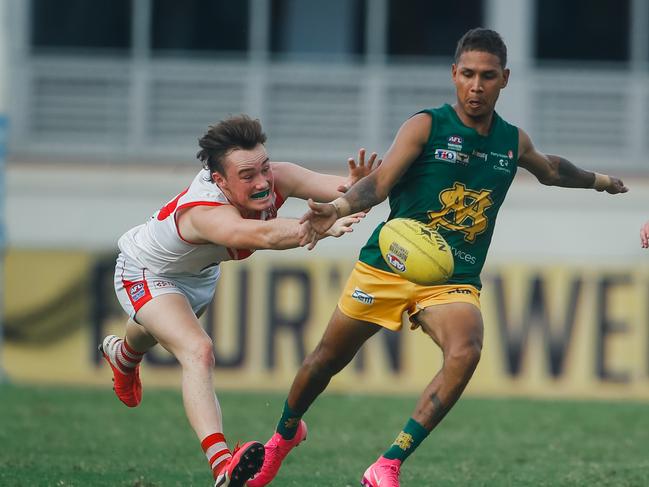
[[179, 204, 310, 250], [517, 128, 628, 194], [180, 204, 365, 251], [300, 113, 432, 237], [641, 220, 649, 249], [271, 148, 379, 203], [303, 212, 367, 250]]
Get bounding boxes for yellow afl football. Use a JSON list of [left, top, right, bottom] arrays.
[[378, 218, 454, 285]]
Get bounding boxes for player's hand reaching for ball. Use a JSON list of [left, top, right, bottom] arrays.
[[325, 212, 366, 238], [641, 220, 649, 249], [301, 212, 366, 250], [337, 148, 380, 193], [298, 220, 318, 249], [300, 198, 340, 235]]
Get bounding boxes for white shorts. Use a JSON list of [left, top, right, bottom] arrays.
[[114, 253, 221, 320]]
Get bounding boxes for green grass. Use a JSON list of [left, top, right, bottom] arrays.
[[1, 384, 649, 486]]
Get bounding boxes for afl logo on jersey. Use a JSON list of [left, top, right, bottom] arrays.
[[129, 282, 146, 301], [434, 149, 457, 162], [447, 135, 463, 150]]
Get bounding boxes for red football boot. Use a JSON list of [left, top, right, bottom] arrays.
[[361, 457, 402, 487], [247, 420, 307, 487], [99, 335, 142, 407], [214, 441, 265, 487]]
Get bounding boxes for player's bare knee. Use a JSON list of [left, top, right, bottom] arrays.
[[304, 343, 344, 377], [446, 340, 482, 369], [305, 348, 330, 371], [177, 336, 215, 370], [195, 338, 216, 369], [198, 348, 216, 370]]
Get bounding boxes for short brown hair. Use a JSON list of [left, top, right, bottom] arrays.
[[455, 28, 507, 68], [196, 115, 267, 175]]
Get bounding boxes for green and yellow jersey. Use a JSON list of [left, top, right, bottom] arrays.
[[359, 103, 519, 289]]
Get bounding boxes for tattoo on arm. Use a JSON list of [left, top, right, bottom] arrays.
[[343, 175, 384, 213], [548, 155, 595, 188]]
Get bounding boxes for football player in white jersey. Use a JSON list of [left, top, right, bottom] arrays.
[[99, 115, 377, 487]]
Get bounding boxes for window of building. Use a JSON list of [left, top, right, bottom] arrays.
[[387, 0, 483, 60], [535, 0, 629, 62], [31, 0, 132, 52], [270, 0, 366, 61], [152, 0, 249, 54]]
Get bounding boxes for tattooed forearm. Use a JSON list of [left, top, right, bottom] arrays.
[[343, 174, 385, 213], [547, 154, 596, 188]]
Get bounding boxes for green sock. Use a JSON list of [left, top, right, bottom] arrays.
[[276, 400, 303, 440], [383, 418, 430, 462]]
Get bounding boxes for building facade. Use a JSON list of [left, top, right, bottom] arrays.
[[5, 0, 649, 173]]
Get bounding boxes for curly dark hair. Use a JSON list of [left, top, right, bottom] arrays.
[[196, 115, 267, 176], [454, 28, 507, 68]]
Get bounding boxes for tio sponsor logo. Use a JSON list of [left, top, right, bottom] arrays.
[[385, 253, 406, 272], [434, 149, 457, 162]]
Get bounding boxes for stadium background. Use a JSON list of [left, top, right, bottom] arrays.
[[2, 0, 649, 400]]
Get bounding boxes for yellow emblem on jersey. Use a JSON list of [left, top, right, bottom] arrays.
[[393, 432, 414, 451], [427, 182, 493, 242]]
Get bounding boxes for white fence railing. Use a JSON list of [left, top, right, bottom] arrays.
[[8, 56, 649, 173]]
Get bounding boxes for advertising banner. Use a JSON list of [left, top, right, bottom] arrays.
[[4, 250, 648, 399]]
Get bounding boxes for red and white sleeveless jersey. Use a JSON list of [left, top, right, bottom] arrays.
[[118, 169, 285, 276]]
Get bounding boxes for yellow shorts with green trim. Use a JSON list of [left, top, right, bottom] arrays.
[[338, 261, 481, 331]]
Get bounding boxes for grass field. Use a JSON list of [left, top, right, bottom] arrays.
[[1, 384, 648, 486]]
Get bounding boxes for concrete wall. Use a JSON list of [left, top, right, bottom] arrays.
[[7, 163, 649, 264]]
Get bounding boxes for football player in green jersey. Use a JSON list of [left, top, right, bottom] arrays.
[[249, 28, 628, 487]]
